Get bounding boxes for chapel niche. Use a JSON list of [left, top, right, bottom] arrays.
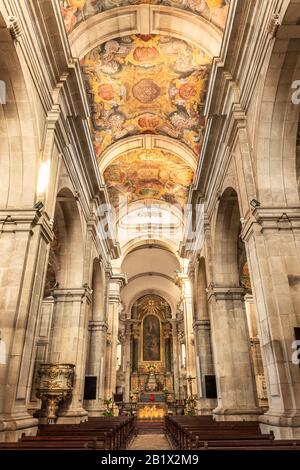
[[130, 294, 173, 395]]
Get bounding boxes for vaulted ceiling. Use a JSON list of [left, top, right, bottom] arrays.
[[61, 1, 229, 34], [103, 148, 194, 209], [81, 34, 210, 158], [60, 1, 229, 212]]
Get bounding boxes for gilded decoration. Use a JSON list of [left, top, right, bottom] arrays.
[[103, 149, 194, 209], [61, 1, 230, 34], [36, 363, 75, 423], [81, 34, 211, 157]]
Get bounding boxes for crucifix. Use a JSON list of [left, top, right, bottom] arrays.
[[185, 375, 196, 398]]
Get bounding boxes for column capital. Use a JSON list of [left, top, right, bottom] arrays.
[[207, 286, 245, 303]]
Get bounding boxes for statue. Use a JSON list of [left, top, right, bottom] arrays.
[[145, 364, 158, 392]]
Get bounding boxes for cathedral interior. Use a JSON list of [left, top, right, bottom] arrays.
[[0, 0, 300, 451]]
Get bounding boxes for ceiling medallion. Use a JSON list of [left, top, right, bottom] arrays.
[[132, 79, 161, 104]]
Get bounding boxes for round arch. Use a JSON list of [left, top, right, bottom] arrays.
[[91, 257, 105, 322], [0, 12, 40, 208], [195, 256, 209, 321], [120, 238, 181, 263], [126, 287, 178, 318], [99, 134, 197, 173], [213, 187, 241, 287], [254, 4, 300, 207], [69, 5, 222, 59], [53, 188, 84, 288]]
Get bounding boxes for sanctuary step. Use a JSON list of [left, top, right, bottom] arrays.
[[136, 419, 165, 435]]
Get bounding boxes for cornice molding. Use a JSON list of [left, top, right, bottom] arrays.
[[242, 207, 300, 242], [207, 286, 245, 303], [52, 287, 93, 304]]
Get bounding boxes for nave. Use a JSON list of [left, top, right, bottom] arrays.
[[1, 0, 300, 452], [1, 416, 300, 451]]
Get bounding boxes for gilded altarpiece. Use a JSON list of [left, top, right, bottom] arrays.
[[130, 295, 174, 404]]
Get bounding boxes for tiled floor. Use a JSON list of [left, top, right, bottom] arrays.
[[129, 434, 171, 450]]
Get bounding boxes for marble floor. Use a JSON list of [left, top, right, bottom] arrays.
[[129, 434, 171, 450]]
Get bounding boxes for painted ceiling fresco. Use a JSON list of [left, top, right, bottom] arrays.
[[81, 34, 211, 158], [61, 1, 229, 34], [103, 149, 194, 209]]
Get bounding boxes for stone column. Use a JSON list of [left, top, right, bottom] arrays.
[[85, 320, 107, 415], [104, 275, 126, 400], [48, 287, 91, 423], [244, 294, 268, 409], [177, 275, 196, 384], [123, 324, 132, 403], [193, 320, 217, 414], [0, 211, 53, 441], [243, 208, 300, 438], [208, 286, 260, 421], [170, 319, 181, 399]]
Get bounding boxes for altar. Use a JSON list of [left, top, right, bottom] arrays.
[[131, 364, 173, 419], [137, 402, 167, 419], [128, 296, 175, 416]]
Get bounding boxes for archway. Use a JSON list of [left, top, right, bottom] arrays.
[[210, 188, 260, 421], [193, 257, 217, 414], [44, 188, 88, 421]]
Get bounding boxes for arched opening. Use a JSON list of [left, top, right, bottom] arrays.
[[193, 257, 217, 414], [0, 13, 39, 208], [210, 188, 260, 421], [214, 187, 241, 287], [84, 258, 106, 415], [52, 188, 84, 289], [255, 38, 300, 207]]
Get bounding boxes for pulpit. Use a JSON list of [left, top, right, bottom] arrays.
[[36, 363, 75, 423]]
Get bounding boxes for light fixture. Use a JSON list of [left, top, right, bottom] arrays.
[[250, 199, 261, 209], [34, 201, 44, 211]]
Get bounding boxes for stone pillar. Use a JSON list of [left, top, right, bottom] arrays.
[[85, 320, 107, 415], [170, 319, 180, 399], [48, 287, 91, 423], [177, 275, 196, 384], [208, 286, 260, 421], [244, 294, 268, 409], [243, 208, 300, 438], [104, 275, 126, 399], [193, 320, 217, 414], [123, 325, 132, 402], [28, 297, 55, 414], [0, 211, 53, 441]]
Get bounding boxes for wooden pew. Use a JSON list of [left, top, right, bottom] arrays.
[[0, 416, 136, 451]]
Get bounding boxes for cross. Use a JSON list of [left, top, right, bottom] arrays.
[[185, 375, 196, 397]]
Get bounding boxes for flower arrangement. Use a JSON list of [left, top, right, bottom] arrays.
[[184, 396, 197, 416], [102, 398, 114, 417]]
